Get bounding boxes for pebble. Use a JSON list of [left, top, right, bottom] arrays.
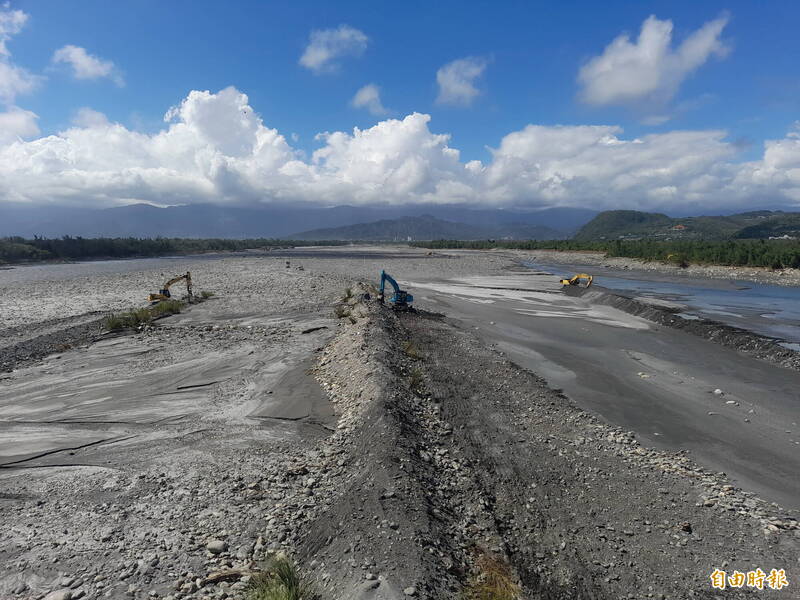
[[206, 540, 228, 554], [404, 586, 417, 596], [43, 590, 72, 600]]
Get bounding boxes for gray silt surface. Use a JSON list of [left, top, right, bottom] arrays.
[[410, 271, 800, 511]]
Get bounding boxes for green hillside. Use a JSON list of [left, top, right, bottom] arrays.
[[735, 213, 800, 239], [573, 210, 672, 240], [575, 209, 799, 241]]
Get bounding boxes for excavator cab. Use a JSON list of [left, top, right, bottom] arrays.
[[148, 271, 193, 303], [379, 270, 413, 310]]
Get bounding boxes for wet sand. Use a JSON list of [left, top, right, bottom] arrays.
[[409, 270, 800, 510]]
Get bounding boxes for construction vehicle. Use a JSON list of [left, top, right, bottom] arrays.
[[148, 272, 193, 303], [560, 273, 593, 288], [379, 270, 413, 310]]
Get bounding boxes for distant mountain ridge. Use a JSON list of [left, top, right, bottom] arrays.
[[290, 215, 565, 241], [0, 203, 597, 238], [575, 210, 800, 240]]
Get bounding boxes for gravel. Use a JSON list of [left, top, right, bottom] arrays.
[[1, 248, 796, 599]]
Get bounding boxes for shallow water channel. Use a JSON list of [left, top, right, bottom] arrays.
[[525, 261, 800, 348]]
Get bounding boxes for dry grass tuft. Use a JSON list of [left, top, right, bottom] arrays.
[[246, 556, 314, 600], [402, 340, 423, 360], [103, 300, 185, 331], [464, 554, 521, 600]]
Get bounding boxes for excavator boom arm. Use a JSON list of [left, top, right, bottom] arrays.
[[379, 270, 401, 296], [149, 271, 193, 302], [378, 270, 413, 309]]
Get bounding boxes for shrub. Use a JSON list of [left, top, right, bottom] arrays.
[[247, 556, 314, 600], [464, 554, 521, 600], [150, 299, 184, 318], [103, 300, 184, 331]]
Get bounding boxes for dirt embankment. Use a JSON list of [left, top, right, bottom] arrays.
[[303, 292, 798, 599]]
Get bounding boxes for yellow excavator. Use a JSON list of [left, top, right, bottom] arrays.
[[560, 273, 593, 287], [148, 272, 193, 303]]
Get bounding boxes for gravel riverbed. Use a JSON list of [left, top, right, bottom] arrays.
[[1, 248, 797, 600]]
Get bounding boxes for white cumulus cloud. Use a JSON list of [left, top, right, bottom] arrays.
[[52, 45, 124, 86], [0, 2, 27, 57], [578, 15, 729, 111], [0, 104, 38, 143], [351, 83, 388, 115], [0, 4, 41, 105], [72, 107, 110, 128], [436, 57, 488, 106], [0, 86, 799, 212], [299, 25, 368, 74]]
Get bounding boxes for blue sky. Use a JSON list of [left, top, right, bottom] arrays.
[[1, 1, 799, 212]]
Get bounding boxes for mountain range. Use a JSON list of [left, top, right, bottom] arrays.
[[0, 203, 597, 239], [290, 215, 564, 241]]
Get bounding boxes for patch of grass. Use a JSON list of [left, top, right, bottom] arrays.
[[102, 314, 128, 331], [341, 287, 353, 302], [464, 554, 521, 600], [247, 556, 314, 600], [402, 340, 423, 360], [150, 299, 185, 318], [103, 300, 185, 331], [200, 290, 215, 299], [103, 308, 153, 331], [409, 366, 424, 389]]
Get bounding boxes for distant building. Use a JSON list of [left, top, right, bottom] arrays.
[[670, 224, 687, 231]]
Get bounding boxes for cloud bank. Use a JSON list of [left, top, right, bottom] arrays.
[[1, 86, 799, 210]]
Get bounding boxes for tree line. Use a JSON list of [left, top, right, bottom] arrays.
[[0, 236, 347, 264], [409, 238, 800, 269]]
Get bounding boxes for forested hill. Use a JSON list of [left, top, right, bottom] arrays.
[[575, 210, 799, 241]]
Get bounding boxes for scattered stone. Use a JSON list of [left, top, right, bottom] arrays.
[[206, 540, 228, 554], [403, 586, 417, 596]]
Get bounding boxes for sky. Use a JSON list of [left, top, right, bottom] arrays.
[[0, 0, 799, 214]]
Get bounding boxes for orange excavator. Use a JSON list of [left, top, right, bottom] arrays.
[[148, 272, 193, 303]]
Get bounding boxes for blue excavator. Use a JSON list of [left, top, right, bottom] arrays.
[[379, 270, 413, 310]]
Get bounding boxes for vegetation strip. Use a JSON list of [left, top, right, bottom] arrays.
[[0, 236, 348, 264], [412, 238, 800, 269]]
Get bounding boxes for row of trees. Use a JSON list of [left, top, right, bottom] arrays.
[[410, 238, 800, 269], [0, 236, 346, 264]]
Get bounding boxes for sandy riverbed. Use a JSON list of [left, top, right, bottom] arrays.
[[0, 247, 797, 600]]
